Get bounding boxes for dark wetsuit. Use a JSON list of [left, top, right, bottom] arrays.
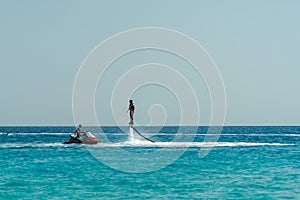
[[129, 103, 135, 124], [70, 127, 82, 143]]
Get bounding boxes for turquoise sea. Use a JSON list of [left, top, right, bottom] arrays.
[[0, 126, 299, 199]]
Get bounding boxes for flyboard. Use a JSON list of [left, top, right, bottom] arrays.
[[129, 122, 155, 143]]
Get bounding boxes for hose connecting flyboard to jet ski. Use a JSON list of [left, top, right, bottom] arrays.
[[132, 126, 155, 143]]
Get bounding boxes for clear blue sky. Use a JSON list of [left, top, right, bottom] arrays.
[[1, 1, 300, 125]]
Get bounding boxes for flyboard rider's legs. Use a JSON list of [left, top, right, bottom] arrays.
[[129, 110, 134, 124]]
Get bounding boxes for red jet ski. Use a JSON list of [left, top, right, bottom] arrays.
[[63, 132, 100, 144]]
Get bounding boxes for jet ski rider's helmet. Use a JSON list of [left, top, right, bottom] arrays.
[[79, 124, 82, 128], [129, 100, 133, 103]]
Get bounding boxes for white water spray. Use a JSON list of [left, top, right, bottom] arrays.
[[129, 126, 135, 142]]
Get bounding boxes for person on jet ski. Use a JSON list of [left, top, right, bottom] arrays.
[[70, 124, 83, 143]]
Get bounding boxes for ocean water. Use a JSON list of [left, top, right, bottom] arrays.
[[0, 126, 299, 199]]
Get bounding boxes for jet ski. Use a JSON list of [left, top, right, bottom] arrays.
[[63, 131, 100, 144]]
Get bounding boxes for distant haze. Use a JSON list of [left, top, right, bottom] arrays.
[[1, 1, 300, 125]]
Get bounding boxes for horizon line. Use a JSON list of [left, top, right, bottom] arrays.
[[1, 124, 300, 127]]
